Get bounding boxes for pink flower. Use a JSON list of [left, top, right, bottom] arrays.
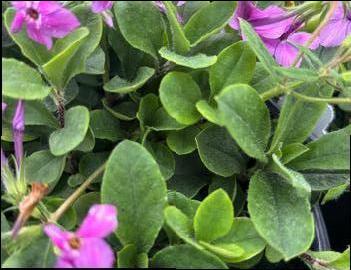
[[10, 1, 80, 50], [230, 1, 293, 39], [261, 21, 320, 67], [1, 102, 7, 168], [45, 204, 118, 268], [319, 2, 351, 47], [91, 1, 114, 28], [12, 100, 25, 165]]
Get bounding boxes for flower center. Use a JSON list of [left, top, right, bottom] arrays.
[[68, 236, 81, 250], [347, 11, 351, 21], [26, 8, 39, 20]]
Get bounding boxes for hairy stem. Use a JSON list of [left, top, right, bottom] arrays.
[[49, 162, 106, 223], [290, 91, 351, 104], [53, 90, 65, 127]]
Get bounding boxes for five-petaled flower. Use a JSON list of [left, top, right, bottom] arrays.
[[10, 1, 80, 49], [45, 204, 118, 268], [91, 1, 114, 28], [319, 1, 351, 47]]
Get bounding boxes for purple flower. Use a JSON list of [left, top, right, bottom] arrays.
[[10, 1, 80, 50], [91, 1, 114, 28], [12, 100, 25, 165], [319, 2, 351, 47], [1, 102, 7, 168], [261, 21, 320, 67], [230, 1, 293, 39], [45, 204, 118, 268]]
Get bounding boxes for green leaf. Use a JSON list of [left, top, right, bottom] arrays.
[[167, 191, 200, 219], [75, 127, 95, 153], [115, 1, 165, 59], [164, 206, 201, 249], [281, 143, 309, 164], [322, 182, 349, 205], [270, 83, 333, 152], [196, 125, 246, 177], [137, 94, 186, 131], [103, 99, 138, 121], [194, 189, 234, 242], [42, 197, 76, 230], [52, 4, 103, 89], [210, 217, 266, 263], [49, 106, 90, 156], [159, 47, 217, 69], [199, 241, 244, 261], [67, 174, 85, 188], [2, 236, 55, 268], [248, 171, 314, 260], [25, 150, 66, 184], [118, 244, 138, 268], [73, 192, 101, 224], [101, 140, 167, 252], [79, 152, 110, 184], [271, 154, 311, 197], [239, 19, 279, 78], [85, 46, 105, 75], [196, 100, 222, 125], [166, 125, 201, 155], [209, 41, 256, 97], [151, 244, 228, 269], [160, 72, 202, 125], [216, 84, 271, 162], [184, 1, 236, 46], [273, 66, 319, 82], [144, 141, 175, 181], [265, 245, 284, 263], [288, 125, 351, 171], [90, 110, 124, 142], [2, 58, 51, 100], [306, 248, 350, 270], [163, 1, 190, 54], [302, 173, 350, 191], [42, 28, 89, 90], [103, 66, 155, 94], [168, 153, 210, 198]]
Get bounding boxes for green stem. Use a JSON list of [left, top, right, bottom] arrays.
[[260, 87, 285, 101], [290, 92, 351, 104], [52, 89, 65, 127], [49, 163, 106, 223]]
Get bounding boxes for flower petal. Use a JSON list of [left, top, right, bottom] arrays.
[[91, 1, 113, 13], [10, 11, 25, 33], [41, 8, 80, 38], [26, 23, 53, 49], [274, 41, 299, 67], [319, 19, 350, 47], [56, 258, 74, 268], [261, 37, 280, 55], [288, 32, 319, 50], [37, 1, 62, 15], [77, 204, 117, 238], [11, 1, 27, 9], [72, 238, 115, 268], [44, 224, 71, 251]]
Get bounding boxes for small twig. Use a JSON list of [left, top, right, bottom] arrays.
[[49, 163, 106, 223]]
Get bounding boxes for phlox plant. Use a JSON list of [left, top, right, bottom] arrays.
[[1, 1, 350, 269]]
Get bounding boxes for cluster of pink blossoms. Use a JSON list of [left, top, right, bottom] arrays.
[[230, 1, 351, 67]]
